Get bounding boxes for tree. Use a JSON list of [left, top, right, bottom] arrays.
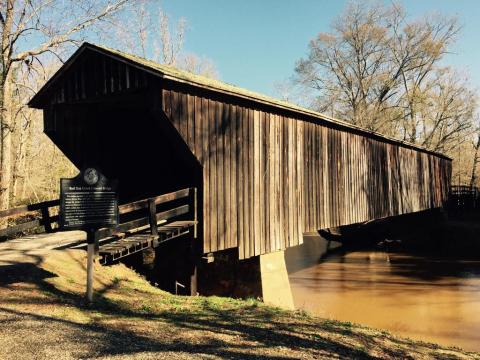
[[405, 69, 477, 153], [469, 125, 480, 188], [115, 3, 218, 78], [10, 60, 77, 204], [294, 1, 476, 154], [0, 1, 219, 209], [0, 0, 132, 210], [295, 3, 393, 132]]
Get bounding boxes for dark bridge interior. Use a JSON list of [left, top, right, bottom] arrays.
[[45, 100, 202, 204]]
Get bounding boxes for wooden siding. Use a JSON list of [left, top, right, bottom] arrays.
[[161, 85, 451, 259], [40, 50, 149, 107]]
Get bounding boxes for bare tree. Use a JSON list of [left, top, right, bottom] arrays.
[[295, 2, 394, 132], [0, 0, 132, 210], [116, 3, 218, 78], [412, 69, 477, 153], [156, 9, 186, 66], [9, 59, 77, 205], [182, 53, 218, 78], [469, 125, 480, 188], [294, 1, 475, 153]]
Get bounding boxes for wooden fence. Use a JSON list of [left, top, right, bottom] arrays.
[[0, 199, 60, 238], [0, 188, 197, 242]]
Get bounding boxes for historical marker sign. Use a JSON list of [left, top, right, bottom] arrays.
[[59, 167, 119, 303], [60, 167, 119, 231]]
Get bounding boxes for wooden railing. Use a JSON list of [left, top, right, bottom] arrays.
[[0, 187, 197, 241], [0, 199, 60, 238], [96, 187, 197, 264], [95, 187, 197, 241]]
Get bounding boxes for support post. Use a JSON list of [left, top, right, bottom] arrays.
[[189, 259, 198, 296], [86, 230, 96, 303], [41, 206, 52, 233], [189, 187, 198, 296], [148, 198, 159, 247], [148, 198, 158, 236], [193, 187, 197, 239]]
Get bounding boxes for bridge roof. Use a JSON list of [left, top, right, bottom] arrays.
[[29, 42, 451, 160]]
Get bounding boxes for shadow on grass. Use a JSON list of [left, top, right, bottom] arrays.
[[0, 252, 454, 360], [0, 262, 57, 286]]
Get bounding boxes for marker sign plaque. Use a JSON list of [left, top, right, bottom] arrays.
[[60, 167, 119, 231]]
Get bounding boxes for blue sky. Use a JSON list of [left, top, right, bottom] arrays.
[[156, 0, 480, 98]]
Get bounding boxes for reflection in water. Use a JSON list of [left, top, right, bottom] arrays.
[[289, 250, 480, 352]]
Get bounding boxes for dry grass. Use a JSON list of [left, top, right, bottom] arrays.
[[0, 249, 478, 359]]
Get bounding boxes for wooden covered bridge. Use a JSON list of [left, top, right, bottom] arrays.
[[28, 43, 451, 270]]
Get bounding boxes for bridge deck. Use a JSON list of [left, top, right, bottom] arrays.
[[0, 220, 196, 267], [0, 231, 85, 266], [98, 221, 195, 264]]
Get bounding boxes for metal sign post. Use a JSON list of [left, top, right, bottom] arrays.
[[59, 167, 119, 303], [86, 230, 96, 302]]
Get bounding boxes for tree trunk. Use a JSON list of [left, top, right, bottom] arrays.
[[1, 0, 15, 213], [469, 135, 480, 188], [0, 71, 14, 211], [12, 111, 31, 204]]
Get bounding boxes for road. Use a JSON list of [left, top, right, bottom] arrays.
[[0, 231, 85, 265]]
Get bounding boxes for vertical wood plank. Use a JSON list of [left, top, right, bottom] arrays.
[[268, 113, 275, 252], [224, 103, 232, 249], [274, 114, 281, 251], [180, 92, 188, 142], [187, 93, 195, 152], [194, 96, 203, 162], [249, 108, 256, 257], [202, 97, 211, 253], [263, 112, 269, 254], [253, 110, 261, 256], [282, 115, 289, 249], [305, 122, 311, 230], [288, 117, 295, 247], [209, 99, 217, 252], [311, 122, 317, 230], [216, 101, 225, 251], [237, 105, 245, 258], [244, 107, 251, 258], [230, 105, 238, 248], [171, 91, 179, 131], [297, 120, 304, 244]]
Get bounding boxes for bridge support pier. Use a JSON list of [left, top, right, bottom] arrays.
[[197, 248, 294, 309], [259, 250, 295, 310]]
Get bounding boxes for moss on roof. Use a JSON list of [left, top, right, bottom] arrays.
[[94, 43, 320, 114]]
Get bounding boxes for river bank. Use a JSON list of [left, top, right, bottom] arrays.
[[0, 249, 477, 359]]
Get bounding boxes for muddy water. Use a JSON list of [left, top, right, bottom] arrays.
[[289, 250, 480, 352]]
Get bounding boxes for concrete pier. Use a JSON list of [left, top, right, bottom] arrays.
[[260, 250, 295, 310]]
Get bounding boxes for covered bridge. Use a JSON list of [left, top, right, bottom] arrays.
[[29, 42, 451, 260]]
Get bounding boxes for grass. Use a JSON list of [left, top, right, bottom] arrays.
[[0, 249, 478, 359]]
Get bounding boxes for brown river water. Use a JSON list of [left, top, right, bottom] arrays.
[[288, 250, 480, 352]]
